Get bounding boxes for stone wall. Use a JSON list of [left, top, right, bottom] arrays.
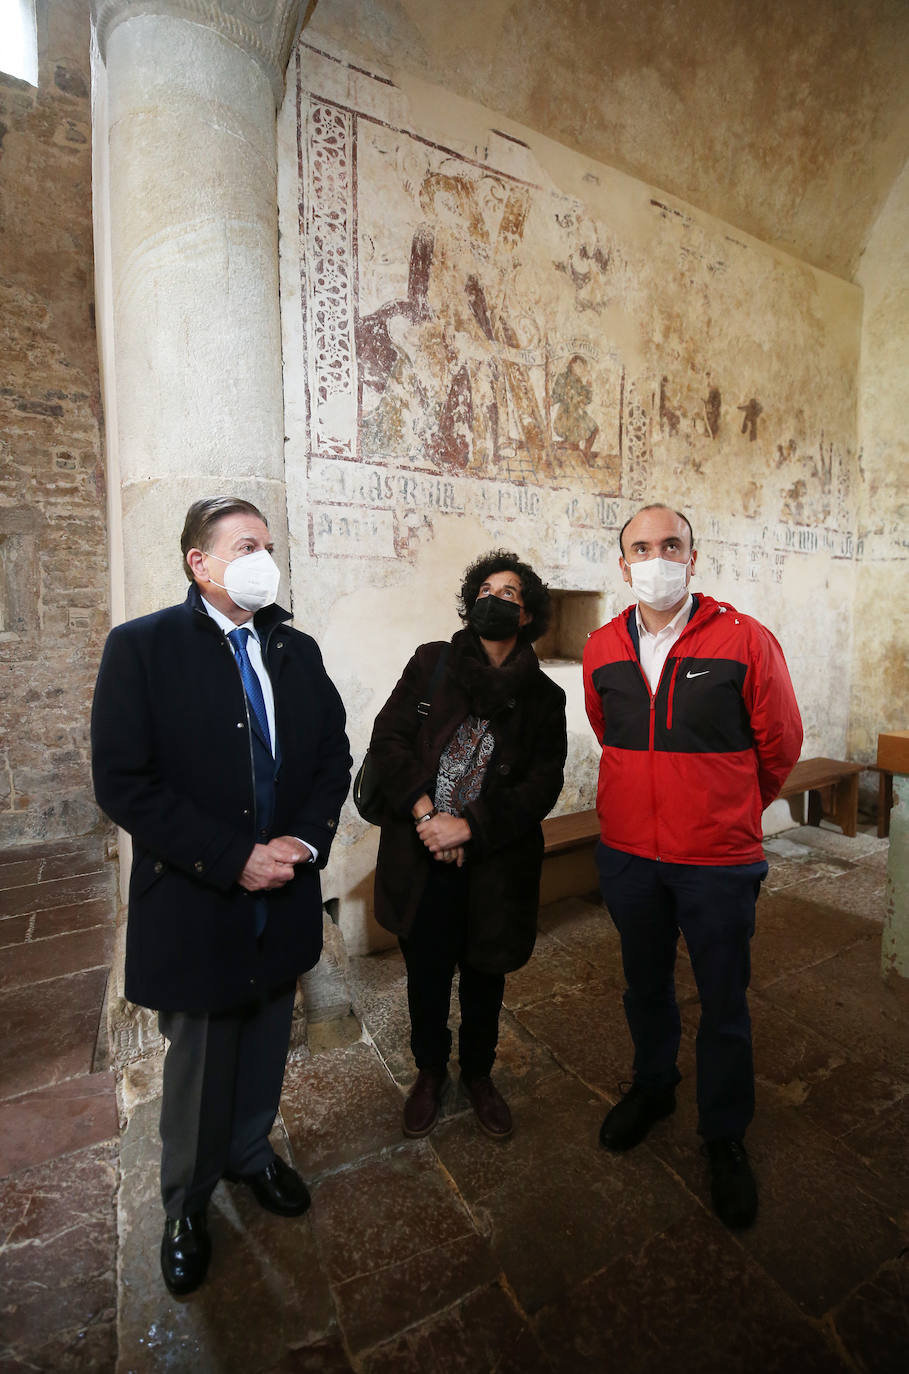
[[851, 156, 909, 760], [0, 0, 107, 846], [277, 37, 863, 954]]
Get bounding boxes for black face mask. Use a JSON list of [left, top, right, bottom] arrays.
[[469, 595, 522, 641]]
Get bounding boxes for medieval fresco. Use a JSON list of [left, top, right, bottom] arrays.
[[290, 43, 859, 597]]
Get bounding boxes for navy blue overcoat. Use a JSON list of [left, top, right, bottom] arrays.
[[91, 584, 351, 1013]]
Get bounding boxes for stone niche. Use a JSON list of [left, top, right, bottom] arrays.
[[276, 37, 862, 955]]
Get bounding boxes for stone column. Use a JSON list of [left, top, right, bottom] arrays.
[[91, 0, 307, 617], [879, 732, 909, 982]]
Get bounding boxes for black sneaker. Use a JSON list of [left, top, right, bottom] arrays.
[[599, 1081, 676, 1151], [706, 1138, 758, 1228]]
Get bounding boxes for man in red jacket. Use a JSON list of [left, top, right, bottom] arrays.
[[583, 504, 802, 1228]]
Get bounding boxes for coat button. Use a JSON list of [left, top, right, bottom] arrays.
[[497, 763, 511, 775], [242, 809, 250, 816], [194, 861, 204, 873], [153, 860, 163, 874], [237, 721, 245, 729], [327, 818, 336, 829], [506, 698, 516, 709], [276, 641, 284, 648]]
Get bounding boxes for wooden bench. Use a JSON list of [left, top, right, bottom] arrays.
[[541, 808, 599, 856], [777, 757, 866, 837]]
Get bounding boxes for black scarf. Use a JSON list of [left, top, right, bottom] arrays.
[[448, 628, 540, 718]]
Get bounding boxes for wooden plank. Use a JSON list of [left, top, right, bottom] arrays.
[[542, 809, 599, 855], [780, 758, 864, 797]]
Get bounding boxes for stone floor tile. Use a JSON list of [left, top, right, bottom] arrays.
[[465, 1138, 696, 1314], [334, 1231, 498, 1355], [361, 1281, 552, 1374], [0, 1070, 118, 1177], [264, 1336, 357, 1373], [535, 1210, 851, 1374], [761, 935, 909, 1075], [281, 1041, 405, 1177], [782, 827, 890, 860], [33, 895, 119, 939], [0, 913, 31, 947], [433, 1070, 600, 1203], [118, 1099, 337, 1373], [6, 1319, 119, 1372], [309, 1141, 476, 1288], [514, 982, 637, 1097], [0, 922, 114, 992], [0, 967, 109, 1099], [855, 846, 890, 874], [349, 948, 419, 1085], [763, 854, 853, 893], [39, 850, 109, 882], [0, 857, 42, 889], [503, 929, 596, 1010], [831, 1252, 909, 1374], [537, 896, 624, 975], [751, 991, 846, 1105], [646, 1099, 904, 1316], [752, 889, 875, 990], [844, 1093, 909, 1225], [764, 834, 828, 859], [795, 1058, 909, 1141], [785, 863, 890, 923], [0, 868, 116, 918], [0, 1143, 117, 1364]]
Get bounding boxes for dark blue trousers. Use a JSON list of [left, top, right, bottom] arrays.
[[596, 844, 767, 1141]]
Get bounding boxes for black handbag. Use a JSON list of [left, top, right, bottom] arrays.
[[353, 643, 450, 826]]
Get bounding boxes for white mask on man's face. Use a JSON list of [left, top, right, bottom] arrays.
[[206, 549, 280, 612], [627, 556, 690, 612]]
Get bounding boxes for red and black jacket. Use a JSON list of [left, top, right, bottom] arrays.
[[582, 594, 803, 865]]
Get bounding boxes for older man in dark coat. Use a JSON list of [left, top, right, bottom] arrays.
[[91, 496, 350, 1295]]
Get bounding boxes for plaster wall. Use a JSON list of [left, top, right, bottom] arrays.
[[278, 38, 862, 954], [851, 157, 909, 760], [0, 0, 107, 845]]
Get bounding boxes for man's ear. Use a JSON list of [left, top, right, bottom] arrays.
[[619, 556, 632, 586], [186, 548, 209, 581]]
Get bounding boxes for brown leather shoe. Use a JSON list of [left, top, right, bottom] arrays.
[[403, 1069, 448, 1137], [462, 1075, 513, 1139]]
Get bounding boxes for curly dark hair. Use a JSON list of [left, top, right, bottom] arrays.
[[457, 550, 552, 643]]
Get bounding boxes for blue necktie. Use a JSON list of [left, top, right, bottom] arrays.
[[228, 627, 272, 753]]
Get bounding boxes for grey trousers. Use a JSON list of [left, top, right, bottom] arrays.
[[158, 981, 296, 1217]]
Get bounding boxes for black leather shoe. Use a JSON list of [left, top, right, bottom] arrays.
[[225, 1156, 311, 1217], [160, 1212, 211, 1296], [403, 1069, 448, 1137], [462, 1075, 513, 1139], [706, 1138, 758, 1228], [599, 1082, 676, 1151]]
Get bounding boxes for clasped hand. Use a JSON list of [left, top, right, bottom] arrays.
[[239, 836, 313, 891], [415, 810, 471, 867]]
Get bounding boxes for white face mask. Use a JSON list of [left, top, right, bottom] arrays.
[[627, 556, 690, 612], [206, 548, 281, 613]]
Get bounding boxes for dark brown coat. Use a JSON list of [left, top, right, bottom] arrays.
[[369, 629, 567, 973]]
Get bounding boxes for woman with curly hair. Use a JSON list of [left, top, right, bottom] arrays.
[[369, 551, 567, 1139]]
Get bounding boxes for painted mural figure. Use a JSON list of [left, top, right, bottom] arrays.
[[359, 170, 550, 475], [367, 552, 567, 1141], [582, 504, 802, 1230], [91, 497, 351, 1296], [738, 397, 763, 441], [551, 353, 599, 458]]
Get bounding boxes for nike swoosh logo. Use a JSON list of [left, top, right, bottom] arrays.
[[686, 670, 709, 678]]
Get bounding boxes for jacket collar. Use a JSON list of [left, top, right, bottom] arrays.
[[184, 581, 292, 632]]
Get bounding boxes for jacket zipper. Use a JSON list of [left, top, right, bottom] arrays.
[[626, 607, 708, 861]]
